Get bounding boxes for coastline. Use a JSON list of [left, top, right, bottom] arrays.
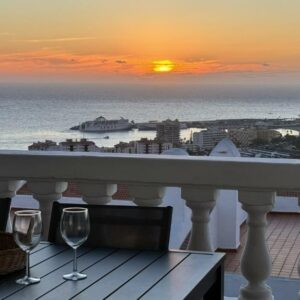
[[71, 117, 300, 132]]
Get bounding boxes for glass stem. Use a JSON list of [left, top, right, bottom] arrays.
[[73, 248, 78, 273], [26, 250, 30, 278]]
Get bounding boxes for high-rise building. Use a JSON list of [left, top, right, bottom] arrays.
[[193, 128, 227, 150], [156, 119, 180, 145]]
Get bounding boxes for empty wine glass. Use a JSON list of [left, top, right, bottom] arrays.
[[60, 207, 90, 281], [13, 210, 42, 285]]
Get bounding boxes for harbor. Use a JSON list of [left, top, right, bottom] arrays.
[[70, 116, 300, 133]]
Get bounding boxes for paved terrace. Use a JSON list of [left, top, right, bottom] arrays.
[[225, 213, 300, 279]]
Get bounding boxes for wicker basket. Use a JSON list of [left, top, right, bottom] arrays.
[[0, 232, 25, 275]]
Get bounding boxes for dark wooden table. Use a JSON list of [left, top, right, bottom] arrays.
[[0, 243, 224, 300]]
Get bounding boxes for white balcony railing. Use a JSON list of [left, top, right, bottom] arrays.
[[0, 150, 299, 300]]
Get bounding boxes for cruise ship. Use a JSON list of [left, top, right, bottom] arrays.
[[79, 116, 133, 132]]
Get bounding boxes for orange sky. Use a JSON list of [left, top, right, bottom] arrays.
[[1, 0, 300, 83]]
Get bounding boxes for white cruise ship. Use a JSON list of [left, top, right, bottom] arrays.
[[79, 116, 132, 132]]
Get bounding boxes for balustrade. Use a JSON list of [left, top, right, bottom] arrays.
[[77, 182, 117, 204], [238, 190, 275, 300], [128, 184, 165, 206], [0, 180, 25, 198], [0, 151, 299, 299], [181, 187, 217, 251], [27, 181, 68, 239]]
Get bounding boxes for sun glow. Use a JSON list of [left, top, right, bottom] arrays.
[[152, 60, 175, 73]]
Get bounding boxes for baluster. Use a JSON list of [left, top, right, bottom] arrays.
[[77, 182, 117, 204], [27, 181, 68, 239], [0, 180, 25, 198], [128, 184, 165, 206], [238, 190, 275, 300], [181, 187, 217, 251]]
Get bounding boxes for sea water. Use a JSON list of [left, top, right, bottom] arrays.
[[0, 82, 299, 150]]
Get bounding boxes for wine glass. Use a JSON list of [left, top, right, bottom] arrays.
[[13, 210, 42, 285], [60, 207, 90, 281]]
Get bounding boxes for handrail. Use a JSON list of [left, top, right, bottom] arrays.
[[0, 150, 300, 190]]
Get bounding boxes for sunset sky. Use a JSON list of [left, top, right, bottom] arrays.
[[1, 0, 300, 83]]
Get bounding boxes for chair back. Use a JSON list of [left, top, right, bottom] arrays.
[[49, 202, 172, 251], [0, 198, 11, 231]]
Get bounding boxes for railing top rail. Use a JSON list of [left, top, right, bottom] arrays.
[[0, 150, 300, 190]]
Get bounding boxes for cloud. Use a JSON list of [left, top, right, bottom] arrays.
[[0, 49, 280, 79], [115, 60, 127, 64], [18, 37, 97, 43]]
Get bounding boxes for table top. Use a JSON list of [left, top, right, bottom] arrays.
[[0, 243, 224, 300]]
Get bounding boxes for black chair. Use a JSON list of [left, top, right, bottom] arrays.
[[0, 198, 12, 231], [48, 202, 172, 251]]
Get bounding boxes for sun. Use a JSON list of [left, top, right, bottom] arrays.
[[152, 60, 175, 73]]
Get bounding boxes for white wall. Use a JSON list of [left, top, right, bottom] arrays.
[[273, 196, 300, 213], [209, 190, 247, 251]]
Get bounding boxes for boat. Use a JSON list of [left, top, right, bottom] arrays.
[[103, 136, 109, 139], [79, 116, 132, 132]]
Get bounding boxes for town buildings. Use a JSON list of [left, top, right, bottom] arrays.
[[114, 138, 173, 154], [193, 128, 228, 150], [156, 119, 180, 145], [228, 128, 257, 147], [28, 139, 101, 152], [228, 128, 282, 147]]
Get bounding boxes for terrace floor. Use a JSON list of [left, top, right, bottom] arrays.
[[224, 213, 300, 279]]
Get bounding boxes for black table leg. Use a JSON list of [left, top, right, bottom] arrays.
[[203, 264, 224, 300]]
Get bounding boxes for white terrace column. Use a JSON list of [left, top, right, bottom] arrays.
[[238, 190, 275, 300], [181, 187, 217, 251], [27, 181, 68, 239], [77, 182, 117, 205], [128, 184, 165, 207]]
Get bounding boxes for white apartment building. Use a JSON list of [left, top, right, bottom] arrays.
[[58, 139, 101, 152], [228, 128, 257, 147], [228, 128, 282, 147], [193, 128, 227, 150], [115, 138, 173, 154], [136, 139, 173, 154], [114, 141, 136, 153]]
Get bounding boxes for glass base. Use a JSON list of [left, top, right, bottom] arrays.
[[63, 272, 87, 281], [16, 276, 40, 285]]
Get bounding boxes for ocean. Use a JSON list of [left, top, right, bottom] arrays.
[[0, 82, 300, 150]]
